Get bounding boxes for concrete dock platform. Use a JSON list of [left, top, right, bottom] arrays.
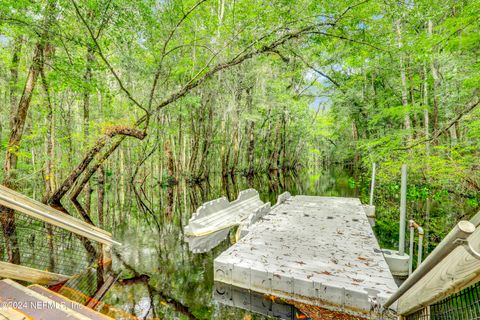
[[214, 195, 398, 318]]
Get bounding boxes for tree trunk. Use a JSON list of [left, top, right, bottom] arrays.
[[281, 107, 287, 169], [423, 63, 430, 164], [83, 46, 94, 140], [97, 166, 105, 228], [269, 125, 281, 173], [84, 184, 93, 214], [246, 87, 255, 176], [1, 44, 43, 265], [165, 139, 175, 183], [220, 114, 229, 177], [82, 44, 95, 218], [0, 0, 56, 264], [4, 43, 43, 182], [196, 96, 213, 179], [428, 20, 440, 134], [96, 165, 106, 288], [188, 115, 199, 174], [47, 127, 145, 206], [41, 63, 56, 197], [408, 63, 418, 135], [40, 61, 56, 272], [230, 88, 242, 175], [351, 120, 360, 164], [9, 37, 23, 131], [395, 19, 412, 137]]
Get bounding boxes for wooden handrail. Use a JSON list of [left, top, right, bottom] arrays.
[[0, 185, 120, 246], [388, 221, 480, 316], [0, 261, 69, 285], [471, 210, 480, 227]]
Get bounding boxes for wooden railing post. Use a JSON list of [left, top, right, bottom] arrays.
[[96, 244, 112, 290], [101, 244, 112, 275]]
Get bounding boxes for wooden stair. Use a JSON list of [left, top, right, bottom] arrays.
[[0, 279, 113, 320], [0, 308, 28, 320]]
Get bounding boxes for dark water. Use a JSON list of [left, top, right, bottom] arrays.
[[103, 167, 478, 319]]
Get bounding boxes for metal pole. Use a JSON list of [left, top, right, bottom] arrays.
[[369, 162, 376, 206], [409, 221, 414, 275], [418, 234, 423, 266], [399, 164, 408, 255]]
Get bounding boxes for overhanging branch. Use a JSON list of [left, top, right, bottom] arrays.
[[395, 94, 480, 151]]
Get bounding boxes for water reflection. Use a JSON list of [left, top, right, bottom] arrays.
[[102, 167, 477, 319], [104, 169, 357, 319], [213, 282, 308, 320]]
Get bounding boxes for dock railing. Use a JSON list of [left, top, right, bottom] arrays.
[[0, 185, 120, 286], [384, 213, 480, 318]]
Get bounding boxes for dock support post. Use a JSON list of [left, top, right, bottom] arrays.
[[399, 164, 408, 256], [369, 163, 376, 206], [418, 233, 423, 265], [408, 220, 424, 275], [409, 224, 414, 275]]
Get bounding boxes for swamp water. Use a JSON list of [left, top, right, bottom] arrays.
[[103, 167, 477, 319]]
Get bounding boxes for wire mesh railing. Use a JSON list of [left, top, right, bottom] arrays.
[[0, 185, 119, 289], [57, 267, 103, 303], [406, 281, 480, 320], [0, 210, 98, 276]]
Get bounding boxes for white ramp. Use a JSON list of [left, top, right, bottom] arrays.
[[214, 195, 398, 318], [184, 189, 269, 253]]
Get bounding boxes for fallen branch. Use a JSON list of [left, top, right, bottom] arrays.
[[47, 126, 145, 206]]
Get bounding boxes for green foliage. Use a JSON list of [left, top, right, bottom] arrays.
[[0, 0, 479, 318]]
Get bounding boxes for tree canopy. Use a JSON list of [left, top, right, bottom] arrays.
[[0, 0, 479, 318]]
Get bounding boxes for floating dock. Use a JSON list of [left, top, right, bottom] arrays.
[[214, 281, 302, 319], [185, 189, 270, 253], [214, 195, 398, 318]]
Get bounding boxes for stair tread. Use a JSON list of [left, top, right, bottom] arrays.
[[28, 285, 112, 320], [0, 279, 91, 320], [0, 308, 30, 320]]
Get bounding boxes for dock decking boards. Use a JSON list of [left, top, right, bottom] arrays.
[[0, 279, 91, 320], [214, 195, 398, 318], [0, 279, 114, 320], [29, 285, 112, 320]]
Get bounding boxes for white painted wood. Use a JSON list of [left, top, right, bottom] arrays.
[[0, 185, 119, 246], [471, 210, 480, 227], [0, 308, 28, 320], [0, 279, 92, 319], [214, 196, 398, 318], [397, 225, 480, 315], [0, 261, 69, 285], [385, 220, 475, 311], [30, 285, 113, 320]]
